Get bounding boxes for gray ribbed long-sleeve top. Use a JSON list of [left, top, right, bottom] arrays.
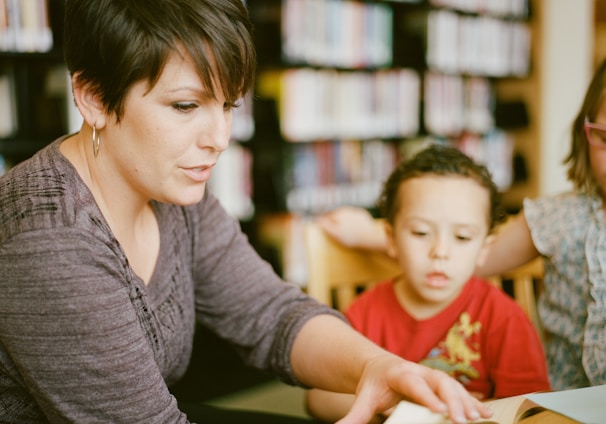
[[0, 138, 341, 423]]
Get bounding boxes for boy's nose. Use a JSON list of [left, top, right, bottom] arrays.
[[430, 237, 450, 260]]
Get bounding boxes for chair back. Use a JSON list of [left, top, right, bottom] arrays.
[[304, 219, 544, 337], [303, 220, 400, 312]]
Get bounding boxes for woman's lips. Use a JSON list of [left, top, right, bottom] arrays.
[[183, 164, 214, 182]]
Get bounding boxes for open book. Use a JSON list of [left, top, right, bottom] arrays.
[[384, 384, 606, 424], [383, 395, 543, 424]]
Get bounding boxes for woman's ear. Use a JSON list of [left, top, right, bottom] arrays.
[[71, 73, 106, 129]]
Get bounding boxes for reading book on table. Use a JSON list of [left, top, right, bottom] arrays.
[[384, 384, 606, 423]]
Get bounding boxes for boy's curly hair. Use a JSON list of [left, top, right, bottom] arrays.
[[377, 144, 507, 232]]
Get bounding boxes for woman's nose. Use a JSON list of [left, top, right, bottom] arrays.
[[199, 104, 232, 152]]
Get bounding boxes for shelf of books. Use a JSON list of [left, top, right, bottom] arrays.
[[247, 0, 532, 283], [0, 0, 66, 172]]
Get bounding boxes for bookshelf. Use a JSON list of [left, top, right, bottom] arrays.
[[0, 0, 536, 275], [247, 0, 534, 283], [0, 0, 67, 170]]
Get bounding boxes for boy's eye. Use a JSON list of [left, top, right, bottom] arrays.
[[411, 230, 429, 237], [455, 235, 472, 242], [173, 102, 197, 113]]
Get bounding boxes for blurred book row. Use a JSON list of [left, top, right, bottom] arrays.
[[261, 68, 420, 142], [258, 68, 498, 143], [425, 8, 531, 76], [0, 0, 53, 53], [279, 0, 530, 77], [281, 131, 513, 215], [282, 0, 394, 68]]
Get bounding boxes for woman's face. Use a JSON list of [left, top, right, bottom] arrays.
[[101, 51, 233, 206]]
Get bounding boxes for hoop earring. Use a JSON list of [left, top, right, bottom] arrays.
[[92, 124, 100, 157]]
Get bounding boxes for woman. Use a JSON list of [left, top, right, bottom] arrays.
[[0, 1, 490, 423]]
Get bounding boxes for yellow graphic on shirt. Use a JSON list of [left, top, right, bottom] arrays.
[[419, 312, 481, 384]]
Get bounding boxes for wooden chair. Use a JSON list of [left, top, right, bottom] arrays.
[[303, 220, 544, 336], [304, 219, 400, 312]]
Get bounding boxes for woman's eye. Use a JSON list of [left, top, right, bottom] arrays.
[[173, 102, 197, 113], [455, 235, 472, 242], [223, 101, 240, 111]]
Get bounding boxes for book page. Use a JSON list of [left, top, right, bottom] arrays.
[[483, 395, 544, 423], [384, 400, 500, 424], [526, 384, 606, 423], [384, 395, 543, 424]]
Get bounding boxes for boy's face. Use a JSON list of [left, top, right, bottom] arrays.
[[385, 175, 492, 316]]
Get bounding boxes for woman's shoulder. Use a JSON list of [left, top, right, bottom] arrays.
[[0, 139, 106, 244], [523, 191, 596, 212], [523, 191, 597, 236]]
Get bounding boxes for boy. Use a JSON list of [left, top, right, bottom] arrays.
[[306, 145, 550, 423]]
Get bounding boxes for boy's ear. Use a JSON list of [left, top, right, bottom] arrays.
[[475, 233, 495, 268], [71, 73, 107, 129], [384, 221, 398, 259]]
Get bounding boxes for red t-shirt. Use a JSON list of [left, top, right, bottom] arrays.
[[345, 277, 550, 399]]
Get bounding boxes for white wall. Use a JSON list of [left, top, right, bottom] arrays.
[[539, 0, 594, 195]]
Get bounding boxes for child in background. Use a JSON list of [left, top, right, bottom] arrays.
[[306, 145, 550, 423], [315, 57, 606, 392]]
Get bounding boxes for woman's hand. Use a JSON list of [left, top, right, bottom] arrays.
[[293, 316, 491, 424], [337, 354, 492, 424]]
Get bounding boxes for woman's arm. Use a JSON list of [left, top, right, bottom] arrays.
[[306, 389, 384, 424], [291, 315, 492, 424]]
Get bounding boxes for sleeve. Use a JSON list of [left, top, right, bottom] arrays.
[[0, 229, 190, 424], [485, 297, 551, 398], [523, 195, 570, 257], [188, 192, 345, 385]]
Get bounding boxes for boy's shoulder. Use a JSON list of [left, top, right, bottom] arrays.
[[464, 277, 532, 324]]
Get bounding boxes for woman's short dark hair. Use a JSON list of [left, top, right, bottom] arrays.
[[378, 144, 507, 232], [64, 0, 256, 121]]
